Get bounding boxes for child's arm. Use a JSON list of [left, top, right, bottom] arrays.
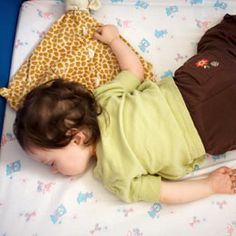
[[94, 25, 144, 82], [160, 166, 236, 204]]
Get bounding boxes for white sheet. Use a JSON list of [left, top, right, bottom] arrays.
[[1, 0, 236, 235]]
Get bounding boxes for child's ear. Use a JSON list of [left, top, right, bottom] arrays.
[[73, 131, 87, 145]]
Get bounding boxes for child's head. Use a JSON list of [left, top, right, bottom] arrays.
[[14, 79, 102, 176]]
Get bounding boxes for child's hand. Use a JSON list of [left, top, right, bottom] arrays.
[[207, 166, 236, 194], [93, 25, 120, 45]]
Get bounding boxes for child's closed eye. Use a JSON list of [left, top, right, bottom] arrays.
[[50, 162, 58, 174]]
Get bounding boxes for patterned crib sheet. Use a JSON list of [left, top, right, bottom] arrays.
[[1, 0, 236, 235]]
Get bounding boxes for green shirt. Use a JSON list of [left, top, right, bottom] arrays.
[[93, 71, 205, 203]]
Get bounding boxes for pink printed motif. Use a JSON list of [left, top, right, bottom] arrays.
[[1, 132, 16, 146], [19, 211, 37, 222], [25, 211, 36, 222], [36, 9, 54, 19], [226, 224, 235, 236], [116, 18, 132, 28], [175, 53, 188, 62], [117, 207, 134, 217], [189, 216, 200, 227], [189, 216, 206, 227], [126, 228, 143, 236], [14, 39, 28, 49], [89, 223, 108, 235], [90, 224, 101, 235], [37, 181, 55, 194], [195, 19, 211, 31], [216, 200, 227, 209], [32, 29, 46, 39], [212, 200, 227, 209]]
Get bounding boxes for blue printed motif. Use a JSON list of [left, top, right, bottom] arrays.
[[77, 192, 93, 204], [50, 204, 67, 224], [214, 0, 227, 10], [166, 6, 178, 17], [135, 0, 149, 9], [148, 203, 162, 219], [211, 153, 226, 161], [193, 164, 201, 171], [6, 160, 21, 177], [155, 29, 168, 39], [138, 38, 150, 53], [190, 0, 203, 5], [160, 70, 173, 80]]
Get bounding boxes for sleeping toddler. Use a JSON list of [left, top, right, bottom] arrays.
[[14, 14, 236, 204]]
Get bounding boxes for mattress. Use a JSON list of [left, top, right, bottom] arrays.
[[1, 0, 236, 235]]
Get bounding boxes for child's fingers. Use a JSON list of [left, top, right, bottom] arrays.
[[93, 27, 103, 39], [96, 27, 103, 34], [217, 166, 232, 174], [231, 181, 236, 193], [230, 174, 236, 182], [218, 167, 236, 176], [228, 169, 236, 178], [93, 31, 103, 41], [230, 169, 236, 175], [230, 175, 236, 193]]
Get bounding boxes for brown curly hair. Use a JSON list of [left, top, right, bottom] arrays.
[[14, 79, 102, 150]]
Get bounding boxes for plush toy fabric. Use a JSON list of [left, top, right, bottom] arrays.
[[0, 10, 155, 110], [65, 0, 101, 12]]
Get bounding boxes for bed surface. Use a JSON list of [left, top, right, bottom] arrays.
[[1, 0, 236, 235], [0, 0, 24, 139]]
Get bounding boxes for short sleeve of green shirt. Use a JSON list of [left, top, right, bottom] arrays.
[[94, 70, 141, 101]]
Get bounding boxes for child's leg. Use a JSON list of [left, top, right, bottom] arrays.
[[174, 14, 236, 155]]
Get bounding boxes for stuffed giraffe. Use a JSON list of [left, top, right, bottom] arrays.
[[0, 1, 155, 110]]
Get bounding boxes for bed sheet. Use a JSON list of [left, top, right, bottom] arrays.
[[1, 0, 236, 235]]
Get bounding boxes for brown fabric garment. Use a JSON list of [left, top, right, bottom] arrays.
[[174, 14, 236, 155]]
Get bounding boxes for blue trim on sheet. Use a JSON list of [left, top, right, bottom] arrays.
[[0, 0, 25, 139]]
